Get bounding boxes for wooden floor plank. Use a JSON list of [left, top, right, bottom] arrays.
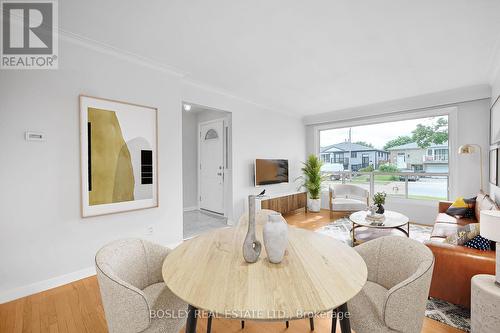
[[0, 209, 463, 333]]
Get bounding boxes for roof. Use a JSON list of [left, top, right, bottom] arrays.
[[387, 141, 449, 150], [320, 142, 387, 153]]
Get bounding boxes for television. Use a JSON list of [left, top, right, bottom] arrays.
[[255, 159, 289, 186]]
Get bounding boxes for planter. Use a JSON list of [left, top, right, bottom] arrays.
[[376, 204, 385, 214], [308, 198, 321, 212]]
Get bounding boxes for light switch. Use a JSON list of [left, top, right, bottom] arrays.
[[25, 131, 45, 141]]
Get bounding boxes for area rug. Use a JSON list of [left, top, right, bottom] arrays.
[[316, 218, 471, 332]]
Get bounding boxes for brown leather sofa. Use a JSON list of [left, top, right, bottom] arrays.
[[425, 192, 498, 308]]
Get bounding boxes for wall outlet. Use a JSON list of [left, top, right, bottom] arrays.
[[146, 226, 154, 236]]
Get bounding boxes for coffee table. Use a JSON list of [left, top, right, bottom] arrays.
[[349, 210, 410, 245]]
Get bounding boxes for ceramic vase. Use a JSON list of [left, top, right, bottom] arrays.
[[242, 195, 262, 263], [263, 213, 288, 264]]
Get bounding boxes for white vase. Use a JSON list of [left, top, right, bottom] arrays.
[[308, 198, 321, 212], [263, 213, 288, 264]]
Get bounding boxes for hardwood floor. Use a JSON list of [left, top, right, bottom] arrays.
[[0, 209, 462, 333]]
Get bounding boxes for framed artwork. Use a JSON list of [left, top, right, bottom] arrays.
[[490, 147, 498, 186], [491, 95, 500, 144], [80, 95, 158, 217]]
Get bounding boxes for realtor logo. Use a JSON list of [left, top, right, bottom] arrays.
[[1, 0, 58, 69]]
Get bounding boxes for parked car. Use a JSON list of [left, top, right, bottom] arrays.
[[398, 169, 420, 182], [321, 163, 344, 180]]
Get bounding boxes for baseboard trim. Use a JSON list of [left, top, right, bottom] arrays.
[[0, 266, 96, 304], [0, 240, 184, 304], [183, 206, 198, 212]]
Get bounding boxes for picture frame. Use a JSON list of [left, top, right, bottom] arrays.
[[79, 95, 158, 217], [490, 146, 498, 186], [490, 94, 500, 145]]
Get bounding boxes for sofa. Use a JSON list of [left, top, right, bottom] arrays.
[[425, 192, 498, 308]]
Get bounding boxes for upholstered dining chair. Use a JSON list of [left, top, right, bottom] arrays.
[[95, 239, 187, 333], [344, 236, 434, 333], [329, 184, 369, 217]]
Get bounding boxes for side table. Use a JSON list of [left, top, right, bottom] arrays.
[[471, 274, 500, 332]]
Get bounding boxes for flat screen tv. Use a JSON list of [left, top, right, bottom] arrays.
[[255, 159, 289, 186]]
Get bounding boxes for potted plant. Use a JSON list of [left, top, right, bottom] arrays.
[[297, 155, 327, 212], [373, 192, 387, 214]]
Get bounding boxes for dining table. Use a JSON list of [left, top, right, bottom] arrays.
[[162, 223, 367, 333]]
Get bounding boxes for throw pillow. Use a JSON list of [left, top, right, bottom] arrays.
[[444, 223, 480, 245], [446, 197, 476, 218], [464, 235, 492, 251]]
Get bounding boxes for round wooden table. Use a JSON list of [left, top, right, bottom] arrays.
[[162, 224, 367, 333]]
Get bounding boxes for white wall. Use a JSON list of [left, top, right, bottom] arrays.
[[0, 38, 184, 302], [0, 39, 307, 302], [182, 82, 306, 221], [490, 68, 500, 204], [307, 90, 491, 225], [182, 111, 199, 209]]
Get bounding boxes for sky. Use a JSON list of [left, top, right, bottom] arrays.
[[320, 116, 447, 150]]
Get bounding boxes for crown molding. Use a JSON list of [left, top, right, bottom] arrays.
[[59, 29, 188, 78]]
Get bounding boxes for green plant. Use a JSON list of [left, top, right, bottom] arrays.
[[359, 165, 374, 172], [378, 163, 398, 173], [373, 192, 387, 205], [297, 155, 327, 200]]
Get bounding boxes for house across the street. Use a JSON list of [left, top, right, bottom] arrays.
[[387, 142, 449, 173], [320, 142, 389, 171]]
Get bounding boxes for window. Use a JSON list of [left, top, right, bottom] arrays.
[[318, 115, 449, 201]]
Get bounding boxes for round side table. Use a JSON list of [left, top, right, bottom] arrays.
[[471, 274, 500, 333]]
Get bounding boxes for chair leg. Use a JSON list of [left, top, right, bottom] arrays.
[[309, 317, 314, 331], [331, 309, 337, 333], [241, 320, 245, 329], [338, 303, 351, 333], [285, 321, 289, 328], [207, 313, 213, 333]]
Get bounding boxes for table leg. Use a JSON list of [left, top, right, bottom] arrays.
[[185, 305, 198, 333], [338, 303, 351, 333]]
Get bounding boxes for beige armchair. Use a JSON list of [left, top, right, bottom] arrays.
[[347, 236, 434, 333], [329, 184, 369, 217], [95, 239, 187, 333]]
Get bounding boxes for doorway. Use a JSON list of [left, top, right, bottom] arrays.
[[199, 119, 225, 214], [181, 103, 232, 239]]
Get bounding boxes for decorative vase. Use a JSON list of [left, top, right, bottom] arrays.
[[242, 195, 262, 263], [263, 213, 288, 264], [376, 204, 385, 214], [308, 198, 321, 212]]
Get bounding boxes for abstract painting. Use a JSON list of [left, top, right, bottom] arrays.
[[491, 95, 500, 144], [80, 95, 158, 217]]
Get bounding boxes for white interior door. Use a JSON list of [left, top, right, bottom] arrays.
[[199, 120, 224, 214]]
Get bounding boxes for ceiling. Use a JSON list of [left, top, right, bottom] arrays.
[[61, 0, 500, 116]]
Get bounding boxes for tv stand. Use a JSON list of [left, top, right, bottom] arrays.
[[259, 191, 307, 215]]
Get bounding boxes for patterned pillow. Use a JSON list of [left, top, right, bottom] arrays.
[[446, 197, 476, 218], [444, 223, 480, 245], [464, 235, 491, 251]]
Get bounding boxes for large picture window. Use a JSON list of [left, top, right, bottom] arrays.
[[319, 115, 449, 201]]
